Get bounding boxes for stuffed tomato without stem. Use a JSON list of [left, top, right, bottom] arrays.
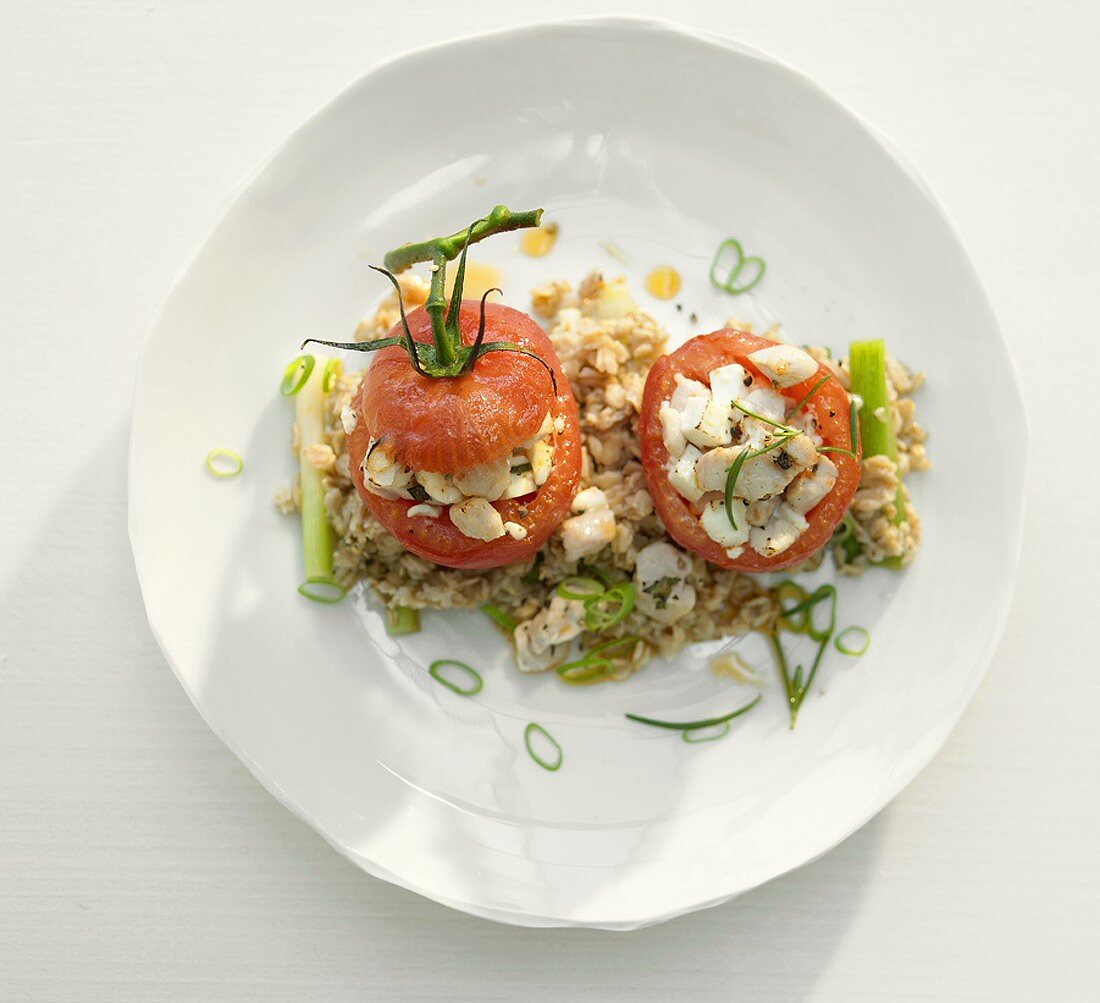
[[639, 329, 860, 572], [310, 206, 582, 571]]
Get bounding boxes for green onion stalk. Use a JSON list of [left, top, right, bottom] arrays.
[[848, 338, 905, 569], [294, 358, 345, 604]]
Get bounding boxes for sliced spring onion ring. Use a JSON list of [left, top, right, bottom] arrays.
[[429, 659, 483, 696], [297, 577, 346, 604], [280, 354, 316, 396], [204, 448, 244, 478], [709, 238, 767, 296], [385, 605, 421, 636], [556, 576, 605, 601], [583, 583, 635, 632], [625, 693, 762, 732], [523, 722, 562, 771], [480, 603, 517, 633], [835, 626, 870, 656], [321, 357, 343, 393], [682, 721, 731, 744]]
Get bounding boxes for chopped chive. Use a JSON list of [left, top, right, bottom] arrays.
[[709, 238, 766, 296], [682, 722, 732, 743], [524, 722, 562, 771], [297, 578, 346, 604], [624, 694, 762, 732], [280, 354, 316, 396], [480, 603, 517, 633], [556, 635, 641, 686], [429, 659, 483, 696], [788, 374, 831, 416], [205, 448, 244, 479], [385, 605, 420, 635], [835, 626, 871, 656], [556, 576, 605, 601]]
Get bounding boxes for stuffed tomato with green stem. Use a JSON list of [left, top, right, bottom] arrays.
[[305, 206, 582, 571]]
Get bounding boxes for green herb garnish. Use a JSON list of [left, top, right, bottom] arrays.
[[204, 448, 244, 479], [709, 238, 766, 296], [524, 722, 563, 771], [429, 659, 483, 696], [625, 694, 762, 733]]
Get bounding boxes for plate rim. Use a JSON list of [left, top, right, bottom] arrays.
[[128, 14, 1028, 929]]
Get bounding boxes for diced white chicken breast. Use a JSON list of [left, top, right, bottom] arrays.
[[670, 373, 709, 411], [453, 456, 510, 501], [339, 404, 358, 434], [785, 456, 838, 514], [503, 521, 527, 540], [745, 497, 778, 528], [678, 394, 707, 434], [406, 503, 442, 519], [668, 444, 705, 502], [362, 442, 413, 497], [695, 445, 745, 492], [633, 541, 696, 625], [659, 401, 687, 459], [738, 387, 789, 423], [749, 504, 810, 558], [501, 471, 537, 499], [529, 439, 554, 486], [747, 344, 819, 387], [709, 363, 750, 414], [449, 497, 506, 541], [514, 595, 587, 673], [788, 407, 822, 445], [560, 507, 616, 561], [571, 486, 609, 512], [415, 470, 462, 504], [735, 448, 802, 502], [700, 498, 750, 549], [683, 399, 733, 450]]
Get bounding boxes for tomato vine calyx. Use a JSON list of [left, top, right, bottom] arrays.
[[302, 205, 555, 391]]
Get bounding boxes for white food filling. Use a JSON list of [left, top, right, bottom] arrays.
[[360, 411, 556, 542], [660, 345, 839, 560]]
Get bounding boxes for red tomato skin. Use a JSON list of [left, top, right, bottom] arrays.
[[639, 329, 861, 572], [346, 302, 581, 570]]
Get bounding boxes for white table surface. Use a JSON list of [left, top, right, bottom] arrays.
[[2, 1, 1097, 999]]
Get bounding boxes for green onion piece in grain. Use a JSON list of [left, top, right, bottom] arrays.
[[775, 580, 810, 633], [385, 605, 421, 635], [280, 354, 316, 396], [524, 723, 563, 771], [480, 603, 517, 633], [429, 659, 483, 696], [583, 583, 635, 632], [835, 626, 871, 656], [849, 339, 906, 569], [521, 553, 543, 585], [556, 576, 605, 601], [294, 355, 345, 604], [624, 694, 762, 732], [321, 357, 343, 393], [556, 635, 640, 686], [205, 448, 244, 479]]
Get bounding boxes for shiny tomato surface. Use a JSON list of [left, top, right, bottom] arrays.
[[639, 329, 860, 572], [346, 302, 581, 570]]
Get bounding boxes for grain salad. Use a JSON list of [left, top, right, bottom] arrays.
[[276, 269, 928, 682]]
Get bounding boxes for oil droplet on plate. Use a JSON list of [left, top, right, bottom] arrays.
[[520, 222, 559, 258], [445, 260, 503, 301], [645, 265, 681, 300]]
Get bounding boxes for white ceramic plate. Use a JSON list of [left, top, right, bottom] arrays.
[[129, 17, 1025, 929]]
